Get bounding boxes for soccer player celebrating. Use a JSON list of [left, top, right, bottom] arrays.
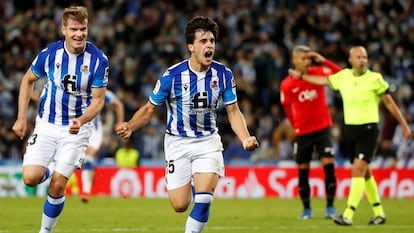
[[280, 45, 341, 220], [289, 46, 412, 226], [12, 6, 108, 233], [116, 16, 259, 233]]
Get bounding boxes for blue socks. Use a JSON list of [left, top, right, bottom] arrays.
[[185, 192, 214, 233], [40, 194, 65, 233]]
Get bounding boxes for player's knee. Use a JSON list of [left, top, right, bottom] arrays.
[[22, 170, 44, 187], [22, 175, 39, 187], [49, 178, 68, 194], [170, 195, 192, 212], [171, 201, 191, 212]]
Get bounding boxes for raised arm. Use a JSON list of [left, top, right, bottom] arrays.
[[308, 51, 342, 73]]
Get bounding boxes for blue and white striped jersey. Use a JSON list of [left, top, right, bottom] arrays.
[[150, 60, 237, 137], [33, 40, 109, 125]]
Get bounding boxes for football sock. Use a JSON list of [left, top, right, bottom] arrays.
[[298, 168, 311, 209], [185, 192, 213, 233], [81, 156, 95, 194], [39, 194, 65, 233], [323, 163, 337, 207], [343, 177, 365, 220], [365, 176, 385, 217], [39, 168, 50, 184]]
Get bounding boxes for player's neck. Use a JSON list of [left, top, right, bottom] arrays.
[[189, 58, 209, 73], [64, 41, 86, 55]]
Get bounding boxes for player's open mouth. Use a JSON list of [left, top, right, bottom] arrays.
[[205, 51, 213, 58]]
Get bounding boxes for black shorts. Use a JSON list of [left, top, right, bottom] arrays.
[[343, 123, 379, 164], [294, 127, 334, 164]]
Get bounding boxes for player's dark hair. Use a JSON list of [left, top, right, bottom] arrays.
[[185, 16, 218, 44]]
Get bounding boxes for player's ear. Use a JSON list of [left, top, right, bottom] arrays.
[[61, 25, 66, 37], [188, 44, 194, 53]]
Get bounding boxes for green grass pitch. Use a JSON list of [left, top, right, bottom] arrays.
[[0, 197, 413, 232]]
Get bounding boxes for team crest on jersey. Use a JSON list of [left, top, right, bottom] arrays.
[[231, 77, 236, 87], [153, 80, 161, 94], [81, 65, 89, 73], [211, 79, 218, 89]]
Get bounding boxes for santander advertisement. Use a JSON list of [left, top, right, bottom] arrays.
[[1, 166, 413, 198]]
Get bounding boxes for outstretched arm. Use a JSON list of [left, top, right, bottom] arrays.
[[225, 103, 259, 151], [288, 68, 330, 86]]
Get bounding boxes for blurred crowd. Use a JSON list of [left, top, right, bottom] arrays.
[[0, 0, 413, 167]]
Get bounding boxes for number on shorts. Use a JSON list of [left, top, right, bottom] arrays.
[[166, 160, 175, 174], [28, 133, 38, 145]]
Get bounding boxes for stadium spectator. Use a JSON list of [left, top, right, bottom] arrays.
[[11, 6, 108, 233], [115, 138, 140, 168], [116, 16, 259, 233], [280, 45, 341, 220], [290, 46, 412, 226]]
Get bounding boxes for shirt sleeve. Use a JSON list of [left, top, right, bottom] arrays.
[[149, 71, 172, 105]]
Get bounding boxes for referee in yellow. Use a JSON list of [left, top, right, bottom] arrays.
[[288, 45, 412, 226]]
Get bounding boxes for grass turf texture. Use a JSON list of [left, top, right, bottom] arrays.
[[0, 197, 413, 232]]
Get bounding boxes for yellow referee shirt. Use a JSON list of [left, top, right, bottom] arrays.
[[328, 68, 389, 125]]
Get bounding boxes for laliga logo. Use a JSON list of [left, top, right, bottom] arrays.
[[110, 169, 142, 197]]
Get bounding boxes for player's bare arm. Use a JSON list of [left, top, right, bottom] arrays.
[[69, 86, 106, 134], [111, 96, 125, 130], [116, 101, 157, 139], [288, 68, 330, 86], [12, 68, 39, 139], [381, 94, 412, 139], [225, 102, 259, 151]]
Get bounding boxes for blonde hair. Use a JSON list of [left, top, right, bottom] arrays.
[[62, 6, 88, 26], [292, 45, 311, 56]]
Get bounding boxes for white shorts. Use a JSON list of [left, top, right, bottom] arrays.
[[164, 133, 225, 190], [88, 116, 103, 150], [23, 117, 93, 178]]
